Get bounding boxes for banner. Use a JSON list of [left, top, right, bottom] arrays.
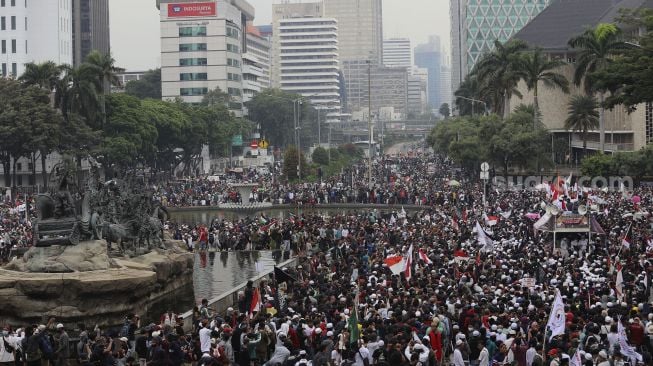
[[168, 2, 217, 17]]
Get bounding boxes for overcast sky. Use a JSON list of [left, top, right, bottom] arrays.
[[109, 0, 450, 71]]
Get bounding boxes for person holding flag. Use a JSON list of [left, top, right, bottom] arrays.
[[546, 290, 566, 342]]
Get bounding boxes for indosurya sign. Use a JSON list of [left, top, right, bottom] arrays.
[[168, 2, 217, 17]]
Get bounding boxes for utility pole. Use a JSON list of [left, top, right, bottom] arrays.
[[367, 60, 373, 189]]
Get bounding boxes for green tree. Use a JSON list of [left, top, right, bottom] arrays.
[[518, 49, 569, 123], [283, 146, 308, 180], [140, 99, 191, 173], [0, 79, 63, 189], [312, 147, 329, 165], [85, 51, 124, 128], [125, 69, 162, 100], [472, 39, 528, 116], [568, 23, 630, 152], [101, 94, 158, 174], [19, 61, 63, 91], [439, 103, 451, 119], [564, 95, 600, 157], [201, 86, 231, 107], [246, 89, 311, 148]]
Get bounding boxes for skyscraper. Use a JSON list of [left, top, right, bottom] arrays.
[[383, 38, 411, 69], [414, 36, 442, 111], [72, 0, 110, 66], [276, 16, 341, 117], [323, 0, 382, 63], [0, 0, 73, 78], [450, 0, 551, 96], [158, 0, 255, 116]]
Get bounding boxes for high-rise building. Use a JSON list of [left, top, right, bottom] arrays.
[[72, 0, 110, 66], [450, 0, 551, 96], [383, 38, 411, 68], [343, 62, 407, 119], [276, 16, 341, 119], [439, 64, 452, 111], [242, 24, 268, 115], [323, 0, 382, 63], [414, 36, 442, 111], [1, 0, 72, 78], [158, 0, 255, 116], [270, 1, 322, 88]]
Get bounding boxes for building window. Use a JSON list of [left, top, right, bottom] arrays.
[[226, 43, 239, 53], [179, 43, 207, 52], [180, 87, 208, 96], [10, 0, 14, 6], [227, 73, 241, 81], [180, 72, 208, 81], [229, 102, 242, 110], [179, 58, 207, 66], [227, 58, 240, 67], [24, 16, 26, 30], [227, 87, 241, 96], [10, 15, 15, 29], [179, 26, 207, 37], [0, 0, 4, 7], [1, 17, 5, 30], [1, 40, 5, 54], [11, 39, 15, 53], [17, 175, 22, 186], [11, 62, 16, 76], [226, 27, 239, 39], [1, 63, 5, 77]]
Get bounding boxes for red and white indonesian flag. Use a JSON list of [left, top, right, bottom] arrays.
[[621, 222, 632, 248], [615, 263, 624, 300], [384, 255, 405, 275], [404, 244, 414, 280], [483, 213, 499, 226], [418, 248, 432, 265], [249, 288, 261, 317]]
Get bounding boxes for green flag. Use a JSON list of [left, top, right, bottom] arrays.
[[348, 308, 359, 345]]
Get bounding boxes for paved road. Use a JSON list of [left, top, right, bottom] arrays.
[[385, 141, 419, 155]]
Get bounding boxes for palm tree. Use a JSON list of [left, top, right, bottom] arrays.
[[18, 61, 62, 91], [54, 64, 102, 126], [565, 95, 600, 157], [472, 39, 528, 117], [84, 51, 124, 127], [568, 23, 630, 152], [518, 49, 570, 126]]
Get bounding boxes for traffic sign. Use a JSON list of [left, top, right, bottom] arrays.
[[258, 139, 269, 149], [480, 162, 490, 172], [480, 171, 489, 180]]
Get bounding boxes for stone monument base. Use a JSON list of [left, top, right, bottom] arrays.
[[0, 240, 193, 327]]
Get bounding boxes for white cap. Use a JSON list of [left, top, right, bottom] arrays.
[[456, 339, 463, 346], [327, 331, 334, 337], [56, 323, 64, 329]]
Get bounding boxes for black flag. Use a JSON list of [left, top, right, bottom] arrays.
[[274, 266, 297, 284]]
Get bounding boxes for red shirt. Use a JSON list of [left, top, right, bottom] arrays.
[[629, 322, 645, 345]]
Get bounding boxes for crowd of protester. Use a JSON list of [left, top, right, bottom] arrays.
[[2, 146, 653, 366]]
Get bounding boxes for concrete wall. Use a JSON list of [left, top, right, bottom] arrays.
[[509, 63, 647, 151]]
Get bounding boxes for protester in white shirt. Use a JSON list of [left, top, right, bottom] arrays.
[[453, 340, 466, 366]]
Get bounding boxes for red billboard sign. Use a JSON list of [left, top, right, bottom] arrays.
[[167, 2, 216, 17]]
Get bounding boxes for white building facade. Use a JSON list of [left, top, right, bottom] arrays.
[[383, 38, 411, 69], [159, 0, 255, 115], [277, 16, 341, 120], [1, 0, 72, 78]]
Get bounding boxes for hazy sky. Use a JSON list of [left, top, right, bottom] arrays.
[[109, 0, 450, 71]]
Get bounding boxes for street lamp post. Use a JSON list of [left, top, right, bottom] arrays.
[[367, 60, 373, 189], [455, 96, 487, 115]]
